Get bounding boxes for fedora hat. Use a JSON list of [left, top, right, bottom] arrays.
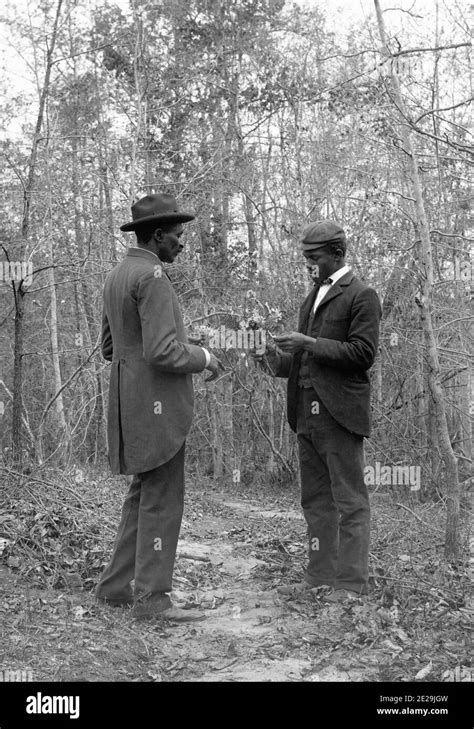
[[120, 193, 195, 232]]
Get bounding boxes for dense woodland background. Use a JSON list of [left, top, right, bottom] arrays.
[[0, 0, 472, 561]]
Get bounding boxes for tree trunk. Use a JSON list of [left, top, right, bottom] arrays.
[[11, 0, 64, 468], [42, 134, 69, 461], [46, 253, 69, 443], [11, 283, 25, 468], [209, 388, 223, 477], [265, 389, 277, 474], [374, 0, 461, 559]]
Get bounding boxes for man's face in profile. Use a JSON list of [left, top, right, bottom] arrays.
[[156, 223, 185, 263], [303, 247, 336, 282]]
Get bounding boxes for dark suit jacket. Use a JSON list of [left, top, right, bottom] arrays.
[[276, 271, 382, 437], [102, 248, 207, 475]]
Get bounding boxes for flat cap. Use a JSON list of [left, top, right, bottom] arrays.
[[301, 220, 346, 251]]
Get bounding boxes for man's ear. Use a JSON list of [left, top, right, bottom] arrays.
[[153, 228, 163, 243]]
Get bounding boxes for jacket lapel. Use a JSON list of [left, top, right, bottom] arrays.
[[298, 285, 319, 332], [313, 271, 354, 314]]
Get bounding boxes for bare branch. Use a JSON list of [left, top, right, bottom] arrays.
[[430, 230, 474, 242], [415, 97, 474, 124], [38, 343, 100, 428], [388, 41, 472, 57]]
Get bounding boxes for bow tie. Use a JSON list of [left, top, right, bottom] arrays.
[[319, 277, 333, 286]]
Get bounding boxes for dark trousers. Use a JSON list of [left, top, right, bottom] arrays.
[[96, 443, 185, 602], [296, 389, 370, 594]]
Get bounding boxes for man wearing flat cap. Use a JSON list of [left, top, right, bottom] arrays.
[[255, 220, 381, 603], [96, 193, 223, 620]]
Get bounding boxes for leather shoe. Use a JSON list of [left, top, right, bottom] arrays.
[[157, 606, 205, 622], [323, 589, 365, 604]]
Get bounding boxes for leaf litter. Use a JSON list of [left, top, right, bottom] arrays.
[[0, 470, 471, 682]]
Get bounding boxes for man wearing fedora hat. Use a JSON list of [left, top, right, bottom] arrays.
[[254, 220, 381, 603], [96, 193, 223, 620]]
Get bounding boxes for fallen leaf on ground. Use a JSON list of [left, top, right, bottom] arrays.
[[414, 660, 433, 680]]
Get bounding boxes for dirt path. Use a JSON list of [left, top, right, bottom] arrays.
[[0, 485, 470, 683]]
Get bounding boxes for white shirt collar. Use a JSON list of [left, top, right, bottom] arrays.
[[325, 264, 350, 285]]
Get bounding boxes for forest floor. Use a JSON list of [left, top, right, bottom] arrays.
[[0, 470, 472, 683]]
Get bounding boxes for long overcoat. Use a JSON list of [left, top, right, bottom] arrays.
[[101, 248, 207, 475], [277, 272, 382, 437]]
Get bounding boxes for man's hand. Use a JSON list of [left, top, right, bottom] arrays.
[[274, 332, 311, 354], [188, 334, 206, 346], [205, 353, 225, 382], [250, 341, 281, 376]]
